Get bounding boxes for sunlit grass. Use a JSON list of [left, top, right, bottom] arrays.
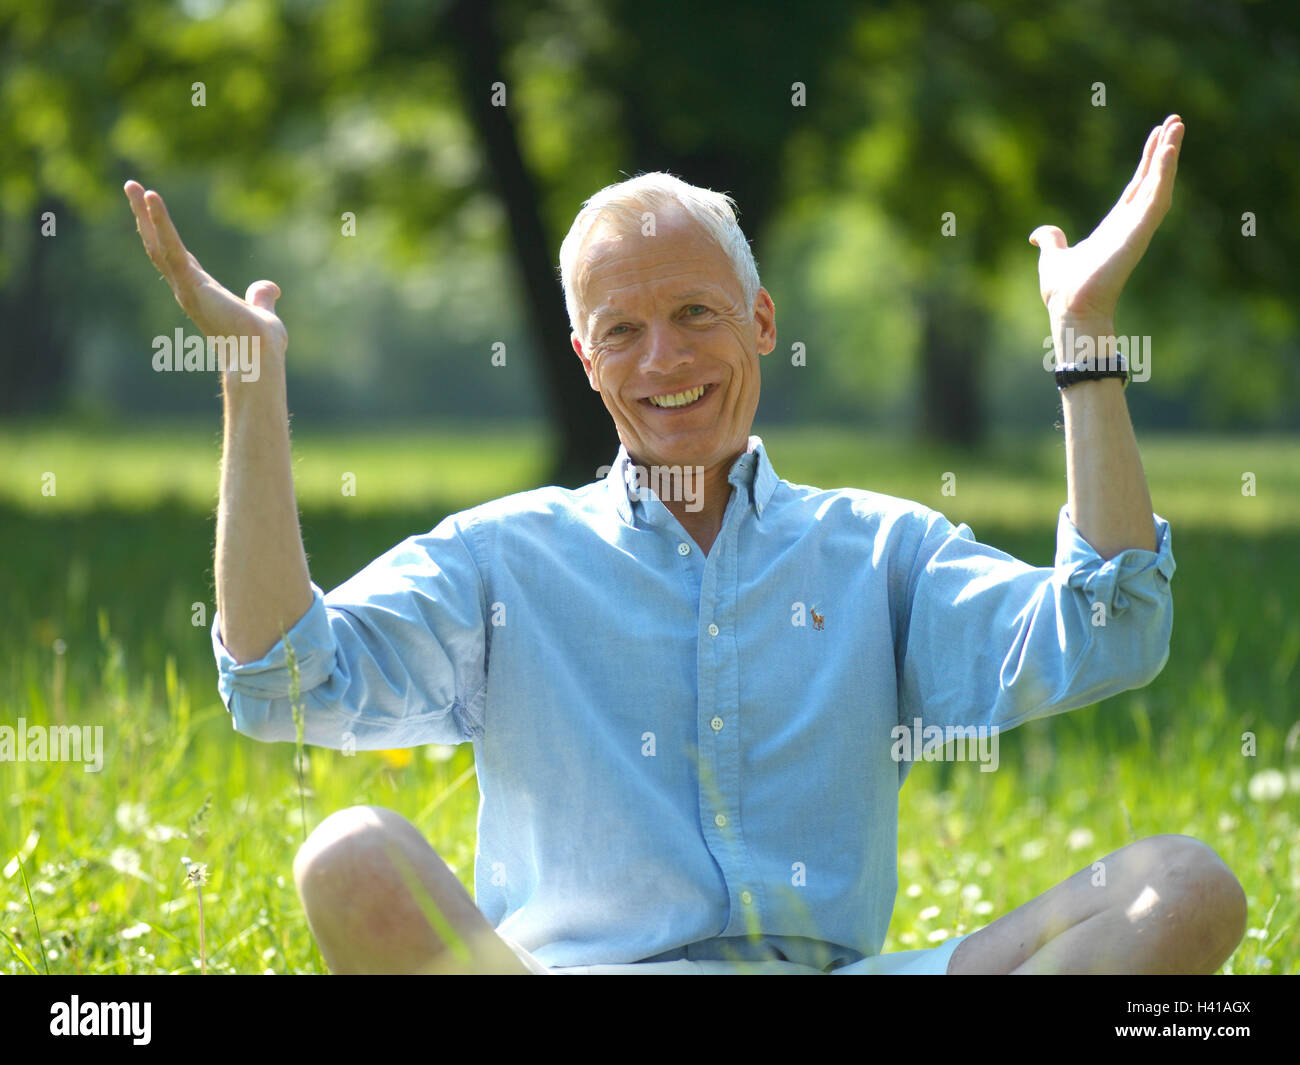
[[1, 420, 1296, 973], [4, 420, 1298, 530]]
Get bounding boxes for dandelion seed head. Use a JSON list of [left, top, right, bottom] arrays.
[[1247, 769, 1285, 802], [1067, 827, 1094, 851], [1019, 838, 1048, 861]]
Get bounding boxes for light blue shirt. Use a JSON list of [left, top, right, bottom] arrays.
[[213, 436, 1175, 970]]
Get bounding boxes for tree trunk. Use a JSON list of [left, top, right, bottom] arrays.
[[443, 0, 617, 487], [0, 198, 69, 415], [918, 283, 985, 447]]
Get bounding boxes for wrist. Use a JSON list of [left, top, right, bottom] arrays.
[[221, 342, 285, 396], [1051, 317, 1117, 365]]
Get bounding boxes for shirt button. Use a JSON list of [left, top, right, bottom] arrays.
[[710, 716, 724, 732], [714, 813, 727, 828], [707, 623, 719, 637], [677, 542, 691, 556], [741, 890, 754, 906]]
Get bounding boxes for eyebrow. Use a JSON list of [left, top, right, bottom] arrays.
[[589, 288, 721, 321]]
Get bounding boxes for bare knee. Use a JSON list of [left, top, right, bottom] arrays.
[[1121, 834, 1247, 971], [292, 805, 521, 974], [293, 805, 451, 972], [294, 804, 400, 903]]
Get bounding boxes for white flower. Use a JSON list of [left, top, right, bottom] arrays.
[[115, 803, 149, 833], [1019, 838, 1048, 861], [1247, 769, 1285, 802]]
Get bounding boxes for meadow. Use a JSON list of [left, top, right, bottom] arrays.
[[1, 420, 1296, 974]]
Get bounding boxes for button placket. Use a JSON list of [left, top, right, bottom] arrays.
[[695, 485, 765, 935]]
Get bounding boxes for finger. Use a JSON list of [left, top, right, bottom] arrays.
[[1149, 139, 1182, 212], [245, 280, 281, 310], [1028, 225, 1068, 250], [1130, 116, 1183, 199], [1121, 126, 1162, 203], [143, 190, 197, 280], [1138, 119, 1183, 211], [124, 180, 164, 266]]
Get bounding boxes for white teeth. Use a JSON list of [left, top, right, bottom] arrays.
[[648, 386, 706, 408]]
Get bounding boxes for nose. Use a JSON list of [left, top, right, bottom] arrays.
[[639, 318, 694, 377]]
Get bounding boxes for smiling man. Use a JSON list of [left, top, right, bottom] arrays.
[[566, 198, 775, 557], [127, 114, 1246, 974]]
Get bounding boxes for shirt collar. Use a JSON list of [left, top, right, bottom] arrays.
[[603, 435, 779, 524]]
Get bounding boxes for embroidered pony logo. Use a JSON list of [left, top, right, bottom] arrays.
[[810, 606, 824, 631]]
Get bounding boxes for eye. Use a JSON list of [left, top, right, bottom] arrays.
[[606, 324, 631, 337], [683, 304, 708, 316]]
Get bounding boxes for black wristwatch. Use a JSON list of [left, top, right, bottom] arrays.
[[1055, 357, 1130, 390]]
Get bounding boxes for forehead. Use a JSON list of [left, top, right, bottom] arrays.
[[578, 209, 739, 310]]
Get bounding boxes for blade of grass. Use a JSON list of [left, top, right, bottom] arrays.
[[0, 926, 39, 974], [382, 838, 473, 969], [15, 851, 49, 975], [283, 626, 309, 843]]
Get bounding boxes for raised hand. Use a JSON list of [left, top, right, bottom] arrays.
[[124, 180, 287, 366], [1028, 115, 1184, 329]]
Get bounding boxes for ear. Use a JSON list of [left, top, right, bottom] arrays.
[[753, 287, 777, 356], [572, 331, 600, 391]]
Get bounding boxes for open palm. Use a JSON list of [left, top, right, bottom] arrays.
[[1029, 114, 1184, 326], [124, 180, 287, 361]]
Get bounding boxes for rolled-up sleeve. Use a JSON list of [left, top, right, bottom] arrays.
[[898, 503, 1175, 732], [212, 516, 488, 750]]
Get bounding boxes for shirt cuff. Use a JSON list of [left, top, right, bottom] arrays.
[[211, 583, 337, 707], [1054, 505, 1176, 616]]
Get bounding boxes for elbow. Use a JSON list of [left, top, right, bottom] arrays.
[[1133, 639, 1170, 690], [1125, 612, 1173, 691]]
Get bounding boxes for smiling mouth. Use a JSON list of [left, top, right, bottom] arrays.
[[644, 384, 713, 410]]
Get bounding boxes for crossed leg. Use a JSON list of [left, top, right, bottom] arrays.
[[946, 834, 1248, 974], [295, 811, 1248, 975], [293, 805, 530, 974]]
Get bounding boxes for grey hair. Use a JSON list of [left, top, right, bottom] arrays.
[[558, 172, 760, 342]]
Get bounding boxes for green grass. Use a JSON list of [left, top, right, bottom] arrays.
[[1, 419, 1296, 974]]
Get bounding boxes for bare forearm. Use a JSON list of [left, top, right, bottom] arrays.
[[215, 356, 314, 663], [1059, 320, 1157, 559]]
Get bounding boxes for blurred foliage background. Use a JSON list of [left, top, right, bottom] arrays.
[[2, 0, 1299, 976], [2, 0, 1298, 481]]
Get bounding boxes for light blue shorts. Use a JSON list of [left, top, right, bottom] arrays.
[[500, 933, 973, 975]]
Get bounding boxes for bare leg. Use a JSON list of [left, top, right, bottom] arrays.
[[947, 834, 1247, 974], [293, 805, 531, 974]]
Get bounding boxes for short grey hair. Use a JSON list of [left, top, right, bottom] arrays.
[[558, 172, 760, 343]]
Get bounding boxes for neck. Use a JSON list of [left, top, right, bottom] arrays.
[[639, 456, 738, 556]]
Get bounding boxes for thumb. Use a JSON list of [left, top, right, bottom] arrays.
[[245, 280, 281, 310], [1028, 225, 1068, 250]]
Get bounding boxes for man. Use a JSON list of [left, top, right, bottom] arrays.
[[125, 113, 1246, 974]]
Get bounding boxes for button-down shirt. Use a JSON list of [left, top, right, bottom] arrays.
[[213, 436, 1175, 970]]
